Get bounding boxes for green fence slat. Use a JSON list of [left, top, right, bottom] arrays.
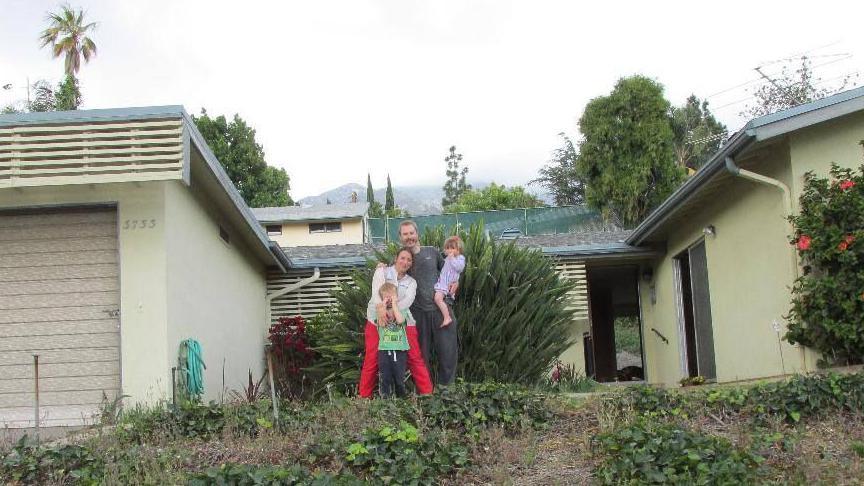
[[368, 206, 605, 242]]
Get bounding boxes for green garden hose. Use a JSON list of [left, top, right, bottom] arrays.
[[179, 339, 206, 399]]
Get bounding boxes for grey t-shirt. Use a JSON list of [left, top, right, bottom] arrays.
[[408, 246, 443, 312]]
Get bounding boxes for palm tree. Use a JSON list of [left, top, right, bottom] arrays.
[[39, 4, 97, 76]]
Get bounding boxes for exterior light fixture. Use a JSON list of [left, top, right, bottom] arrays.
[[703, 225, 716, 237]]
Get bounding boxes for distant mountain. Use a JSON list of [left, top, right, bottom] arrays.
[[298, 182, 554, 216], [298, 183, 445, 216]]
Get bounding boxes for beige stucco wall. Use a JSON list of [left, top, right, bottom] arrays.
[[789, 110, 864, 204], [640, 145, 812, 386], [269, 219, 364, 247], [164, 181, 268, 403], [559, 318, 590, 374], [0, 182, 171, 404]]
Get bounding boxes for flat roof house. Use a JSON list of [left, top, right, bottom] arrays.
[[252, 202, 369, 248], [0, 106, 292, 428]]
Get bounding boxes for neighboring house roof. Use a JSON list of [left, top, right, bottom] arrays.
[[627, 86, 864, 246], [252, 202, 369, 223], [0, 106, 291, 271], [282, 230, 657, 268], [512, 231, 660, 259], [282, 243, 383, 268]]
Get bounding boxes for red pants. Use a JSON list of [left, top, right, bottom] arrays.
[[359, 321, 433, 398]]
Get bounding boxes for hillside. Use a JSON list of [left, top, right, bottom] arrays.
[[298, 182, 553, 216]]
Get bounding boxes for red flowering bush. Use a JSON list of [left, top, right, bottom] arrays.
[[268, 316, 314, 399], [786, 163, 864, 365]]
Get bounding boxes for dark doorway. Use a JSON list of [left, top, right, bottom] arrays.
[[675, 240, 716, 380], [586, 265, 645, 383]]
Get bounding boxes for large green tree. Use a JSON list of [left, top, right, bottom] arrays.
[[445, 183, 544, 212], [576, 75, 685, 227], [670, 95, 726, 170], [532, 133, 584, 206], [193, 110, 292, 207], [441, 146, 471, 207], [40, 4, 98, 76]]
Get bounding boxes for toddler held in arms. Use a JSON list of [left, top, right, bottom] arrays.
[[434, 235, 466, 328]]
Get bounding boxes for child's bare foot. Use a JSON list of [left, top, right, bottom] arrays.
[[440, 317, 452, 328]]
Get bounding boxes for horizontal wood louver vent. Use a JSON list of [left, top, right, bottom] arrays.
[[553, 258, 589, 321], [267, 268, 358, 322], [267, 258, 589, 324], [0, 118, 185, 188]]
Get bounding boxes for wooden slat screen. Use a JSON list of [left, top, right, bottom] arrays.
[[267, 268, 358, 323], [0, 118, 184, 188], [268, 257, 589, 323]]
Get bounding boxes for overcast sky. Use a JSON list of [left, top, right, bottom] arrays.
[[2, 1, 862, 199]]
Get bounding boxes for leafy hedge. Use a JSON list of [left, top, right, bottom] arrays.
[[786, 163, 864, 364]]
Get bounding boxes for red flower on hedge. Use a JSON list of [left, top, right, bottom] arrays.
[[838, 241, 849, 251], [796, 235, 812, 251], [840, 180, 855, 191], [844, 234, 855, 245]]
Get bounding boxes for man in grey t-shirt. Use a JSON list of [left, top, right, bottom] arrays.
[[398, 220, 458, 385]]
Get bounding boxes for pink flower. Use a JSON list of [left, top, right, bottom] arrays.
[[838, 241, 849, 252], [796, 235, 812, 251], [840, 180, 855, 191]]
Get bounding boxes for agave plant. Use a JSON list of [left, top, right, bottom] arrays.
[[304, 223, 577, 389]]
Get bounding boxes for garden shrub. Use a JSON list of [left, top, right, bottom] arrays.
[[345, 421, 469, 484], [786, 163, 864, 364], [593, 421, 762, 485], [419, 381, 551, 435], [303, 309, 363, 398], [317, 223, 577, 388], [1, 436, 103, 484], [188, 463, 361, 486], [609, 371, 864, 424], [269, 315, 316, 400]]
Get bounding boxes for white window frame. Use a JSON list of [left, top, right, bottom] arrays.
[[309, 222, 342, 234]]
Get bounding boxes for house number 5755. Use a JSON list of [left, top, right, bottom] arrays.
[[123, 219, 156, 230]]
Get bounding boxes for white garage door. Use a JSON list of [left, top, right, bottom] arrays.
[[0, 207, 121, 428]]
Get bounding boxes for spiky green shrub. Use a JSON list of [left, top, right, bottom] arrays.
[[786, 163, 864, 364], [308, 223, 577, 387]]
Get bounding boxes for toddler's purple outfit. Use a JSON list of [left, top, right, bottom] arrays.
[[434, 254, 466, 296]]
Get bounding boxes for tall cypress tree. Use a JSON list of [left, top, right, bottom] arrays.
[[366, 173, 383, 217], [385, 174, 395, 211], [366, 173, 375, 205]]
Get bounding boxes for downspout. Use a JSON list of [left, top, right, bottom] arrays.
[[724, 156, 806, 370]]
